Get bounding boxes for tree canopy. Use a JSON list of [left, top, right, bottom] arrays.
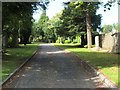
[[33, 1, 101, 46]]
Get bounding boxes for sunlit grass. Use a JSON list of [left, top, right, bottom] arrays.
[[54, 43, 119, 86], [2, 42, 39, 81]]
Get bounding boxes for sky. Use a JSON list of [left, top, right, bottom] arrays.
[[33, 0, 118, 27], [96, 2, 118, 26]]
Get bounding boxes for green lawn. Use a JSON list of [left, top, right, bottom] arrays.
[[2, 42, 39, 81], [54, 43, 119, 86]]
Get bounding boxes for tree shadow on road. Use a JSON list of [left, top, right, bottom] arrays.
[[55, 44, 119, 86]]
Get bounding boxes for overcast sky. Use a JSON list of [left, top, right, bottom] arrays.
[[33, 0, 118, 27]]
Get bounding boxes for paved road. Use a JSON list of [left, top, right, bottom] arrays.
[[5, 44, 102, 88]]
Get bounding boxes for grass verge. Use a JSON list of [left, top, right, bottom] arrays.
[[54, 43, 119, 86], [2, 42, 39, 81]]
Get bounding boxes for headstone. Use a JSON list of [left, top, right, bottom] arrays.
[[95, 36, 100, 50], [115, 32, 120, 53]]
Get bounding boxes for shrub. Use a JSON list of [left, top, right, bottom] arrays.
[[8, 37, 12, 47], [56, 40, 59, 43], [72, 40, 77, 44], [64, 40, 71, 44]]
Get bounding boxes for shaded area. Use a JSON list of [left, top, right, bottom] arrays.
[[2, 43, 38, 81]]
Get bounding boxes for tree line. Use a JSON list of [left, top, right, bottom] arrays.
[[33, 1, 119, 48], [33, 1, 101, 48], [2, 0, 119, 52], [2, 1, 49, 52]]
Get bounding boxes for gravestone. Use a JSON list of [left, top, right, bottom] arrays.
[[112, 32, 120, 54], [95, 36, 100, 50]]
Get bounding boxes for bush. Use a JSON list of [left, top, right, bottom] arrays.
[[64, 40, 71, 44], [8, 37, 12, 47], [56, 40, 59, 43], [72, 40, 77, 44]]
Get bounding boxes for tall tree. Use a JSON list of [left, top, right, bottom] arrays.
[[36, 12, 49, 42], [79, 2, 101, 48], [2, 1, 50, 48], [2, 2, 38, 47], [59, 2, 101, 46]]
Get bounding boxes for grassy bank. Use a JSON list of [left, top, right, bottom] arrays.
[[2, 42, 39, 81], [54, 43, 119, 86]]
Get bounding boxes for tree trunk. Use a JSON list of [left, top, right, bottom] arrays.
[[2, 32, 9, 52], [81, 35, 85, 47], [11, 31, 19, 47], [86, 11, 92, 48], [81, 35, 87, 47]]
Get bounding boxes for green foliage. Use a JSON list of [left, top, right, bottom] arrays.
[[64, 40, 71, 44], [2, 2, 38, 47], [33, 11, 62, 43], [113, 23, 120, 32], [102, 23, 120, 34], [2, 1, 50, 48], [7, 36, 12, 47], [76, 35, 81, 43], [102, 24, 113, 33], [72, 40, 78, 44], [56, 40, 60, 43], [33, 12, 49, 42], [56, 2, 101, 48], [44, 2, 101, 47], [39, 0, 50, 11], [59, 2, 101, 37]]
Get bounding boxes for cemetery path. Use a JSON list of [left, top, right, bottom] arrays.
[[5, 44, 103, 88]]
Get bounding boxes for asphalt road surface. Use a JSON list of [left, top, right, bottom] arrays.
[[4, 44, 104, 88]]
